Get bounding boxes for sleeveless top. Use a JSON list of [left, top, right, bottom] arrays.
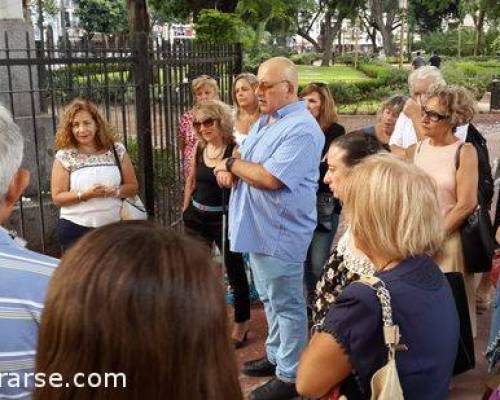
[[55, 143, 126, 227], [414, 138, 461, 216], [192, 143, 235, 207]]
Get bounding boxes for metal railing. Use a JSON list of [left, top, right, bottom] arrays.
[[0, 28, 242, 255]]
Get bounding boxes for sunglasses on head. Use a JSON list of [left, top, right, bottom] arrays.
[[193, 118, 217, 130], [421, 106, 449, 122]]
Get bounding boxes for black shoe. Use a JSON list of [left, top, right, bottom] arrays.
[[249, 377, 299, 400], [242, 357, 276, 377]]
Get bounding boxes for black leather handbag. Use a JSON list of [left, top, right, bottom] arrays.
[[455, 143, 495, 273], [461, 205, 495, 273], [445, 272, 475, 375]]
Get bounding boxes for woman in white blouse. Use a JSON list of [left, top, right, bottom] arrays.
[[51, 98, 139, 251], [232, 73, 259, 146]]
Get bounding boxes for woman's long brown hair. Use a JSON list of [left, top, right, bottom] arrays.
[[34, 221, 242, 400], [54, 98, 117, 150]]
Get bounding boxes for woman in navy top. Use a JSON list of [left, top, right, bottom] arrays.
[[297, 154, 459, 399]]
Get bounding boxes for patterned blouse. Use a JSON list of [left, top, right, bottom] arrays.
[[178, 110, 197, 179], [312, 229, 376, 329]]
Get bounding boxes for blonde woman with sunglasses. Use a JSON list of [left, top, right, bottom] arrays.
[[182, 100, 251, 349]]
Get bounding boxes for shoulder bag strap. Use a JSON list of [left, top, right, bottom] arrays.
[[111, 143, 124, 184], [358, 275, 403, 352], [454, 142, 465, 170]]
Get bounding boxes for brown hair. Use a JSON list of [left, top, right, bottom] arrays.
[[34, 221, 242, 400], [299, 82, 338, 130], [232, 73, 258, 106], [422, 85, 476, 128], [54, 98, 117, 150], [192, 100, 235, 149]]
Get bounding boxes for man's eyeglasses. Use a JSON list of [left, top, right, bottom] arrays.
[[421, 106, 449, 122], [256, 79, 290, 92], [193, 118, 217, 130]]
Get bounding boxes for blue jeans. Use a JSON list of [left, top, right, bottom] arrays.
[[249, 253, 308, 383]]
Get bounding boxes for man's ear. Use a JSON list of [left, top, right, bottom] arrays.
[[4, 169, 30, 208]]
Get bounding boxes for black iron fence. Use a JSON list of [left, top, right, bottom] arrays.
[[0, 28, 242, 255]]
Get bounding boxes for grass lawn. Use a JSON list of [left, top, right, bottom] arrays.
[[298, 65, 373, 85]]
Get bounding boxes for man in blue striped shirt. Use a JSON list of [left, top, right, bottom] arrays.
[[0, 105, 58, 399], [215, 57, 324, 400]]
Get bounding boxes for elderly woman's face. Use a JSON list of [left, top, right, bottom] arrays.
[[235, 78, 257, 108], [421, 96, 451, 139], [71, 110, 97, 148], [324, 145, 350, 201], [193, 113, 222, 143], [195, 85, 218, 104], [303, 91, 322, 120], [380, 108, 398, 137]]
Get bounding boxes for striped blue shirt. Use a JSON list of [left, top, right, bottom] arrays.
[[0, 227, 58, 399], [229, 101, 324, 263]]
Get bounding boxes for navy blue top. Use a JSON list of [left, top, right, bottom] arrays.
[[322, 256, 459, 399]]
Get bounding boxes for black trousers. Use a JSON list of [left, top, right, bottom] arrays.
[[183, 204, 250, 323], [57, 218, 94, 252]]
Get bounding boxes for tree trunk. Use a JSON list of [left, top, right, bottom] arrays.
[[371, 0, 396, 55], [127, 0, 150, 34], [474, 9, 485, 56], [321, 11, 333, 66], [297, 31, 321, 52]]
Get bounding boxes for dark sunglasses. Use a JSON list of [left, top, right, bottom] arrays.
[[193, 118, 217, 130], [421, 106, 449, 122]]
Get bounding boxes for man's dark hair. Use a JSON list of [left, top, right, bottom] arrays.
[[331, 132, 385, 167]]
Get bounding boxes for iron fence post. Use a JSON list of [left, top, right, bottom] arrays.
[[133, 33, 155, 217]]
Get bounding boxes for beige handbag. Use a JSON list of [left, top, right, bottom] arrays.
[[359, 276, 405, 400]]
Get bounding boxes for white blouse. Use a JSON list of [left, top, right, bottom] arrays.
[[55, 143, 126, 228]]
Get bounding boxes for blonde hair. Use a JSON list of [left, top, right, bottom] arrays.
[[300, 83, 338, 130], [232, 73, 258, 107], [191, 75, 219, 98], [55, 98, 117, 150], [423, 85, 476, 129], [192, 100, 234, 148], [343, 154, 444, 265]]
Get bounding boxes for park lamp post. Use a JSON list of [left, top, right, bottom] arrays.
[[398, 0, 408, 69]]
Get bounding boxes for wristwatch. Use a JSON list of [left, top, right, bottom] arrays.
[[226, 157, 236, 173]]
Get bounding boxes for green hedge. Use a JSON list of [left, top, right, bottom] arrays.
[[290, 52, 320, 65], [442, 60, 499, 99], [297, 62, 409, 104]]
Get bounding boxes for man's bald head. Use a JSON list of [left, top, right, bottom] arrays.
[[259, 57, 299, 91], [257, 57, 299, 115]]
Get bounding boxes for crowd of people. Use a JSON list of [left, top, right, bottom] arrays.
[[0, 54, 498, 400]]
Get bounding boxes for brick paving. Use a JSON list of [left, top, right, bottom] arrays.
[[232, 111, 500, 399]]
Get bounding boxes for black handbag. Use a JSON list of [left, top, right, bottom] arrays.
[[461, 205, 495, 273], [455, 144, 495, 273], [445, 272, 475, 375]]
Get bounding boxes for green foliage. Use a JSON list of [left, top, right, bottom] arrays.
[[194, 9, 249, 45], [148, 0, 192, 23], [74, 0, 128, 36], [414, 28, 476, 57], [290, 52, 321, 65], [296, 63, 409, 105], [442, 60, 500, 99]]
